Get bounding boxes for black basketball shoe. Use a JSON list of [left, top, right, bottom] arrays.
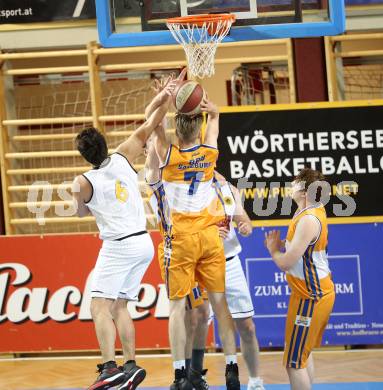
[[170, 368, 193, 390], [117, 360, 146, 390], [225, 362, 240, 390], [88, 361, 125, 390], [189, 367, 210, 390]]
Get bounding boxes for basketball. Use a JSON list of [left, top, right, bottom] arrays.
[[172, 80, 205, 115]]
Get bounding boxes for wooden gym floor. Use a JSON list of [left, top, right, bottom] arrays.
[[0, 349, 383, 389]]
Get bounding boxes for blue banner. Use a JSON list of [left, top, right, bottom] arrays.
[[214, 223, 383, 347], [345, 0, 383, 4]]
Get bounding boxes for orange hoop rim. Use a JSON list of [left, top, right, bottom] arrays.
[[166, 13, 236, 27]]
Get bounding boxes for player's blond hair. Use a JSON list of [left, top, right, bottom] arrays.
[[175, 113, 203, 143]]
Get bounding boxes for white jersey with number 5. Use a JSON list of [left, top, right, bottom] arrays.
[[82, 153, 146, 240]]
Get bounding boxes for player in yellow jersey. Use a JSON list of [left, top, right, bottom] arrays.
[[265, 168, 335, 390], [145, 126, 208, 388], [144, 79, 239, 390], [185, 172, 265, 390]]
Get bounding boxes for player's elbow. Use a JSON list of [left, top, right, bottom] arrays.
[[73, 200, 89, 218], [279, 263, 291, 272], [132, 130, 148, 148], [280, 254, 299, 272], [76, 208, 88, 218], [77, 210, 87, 218]]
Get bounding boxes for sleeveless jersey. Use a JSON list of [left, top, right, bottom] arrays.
[[285, 204, 334, 300], [148, 180, 172, 238], [161, 144, 225, 234], [219, 182, 242, 258], [82, 153, 146, 240]]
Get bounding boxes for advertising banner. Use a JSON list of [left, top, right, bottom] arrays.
[[1, 226, 382, 352], [346, 0, 383, 4], [0, 0, 140, 24], [214, 222, 383, 347], [0, 233, 177, 352], [216, 104, 383, 221], [0, 0, 96, 24]]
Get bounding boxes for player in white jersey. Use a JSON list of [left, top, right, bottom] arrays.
[[72, 74, 181, 390], [185, 172, 265, 390]]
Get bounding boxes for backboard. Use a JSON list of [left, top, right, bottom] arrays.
[[96, 0, 345, 47]]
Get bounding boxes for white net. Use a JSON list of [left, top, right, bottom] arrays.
[[340, 62, 383, 100], [231, 64, 291, 105], [167, 15, 235, 78]]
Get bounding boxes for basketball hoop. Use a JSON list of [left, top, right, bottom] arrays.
[[167, 14, 236, 79]]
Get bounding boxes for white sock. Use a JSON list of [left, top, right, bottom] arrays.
[[225, 355, 237, 365], [249, 377, 263, 385], [173, 360, 186, 370]]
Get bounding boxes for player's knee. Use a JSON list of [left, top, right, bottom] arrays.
[[208, 292, 228, 314], [286, 366, 296, 377], [197, 303, 210, 325], [110, 299, 129, 319], [90, 298, 112, 319], [286, 366, 301, 376], [170, 298, 186, 317], [188, 311, 199, 333], [236, 318, 256, 341]]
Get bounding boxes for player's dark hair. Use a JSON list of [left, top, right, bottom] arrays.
[[295, 167, 326, 202], [76, 127, 108, 168], [175, 113, 203, 143]]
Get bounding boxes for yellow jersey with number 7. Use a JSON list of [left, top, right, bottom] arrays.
[[161, 144, 225, 234]]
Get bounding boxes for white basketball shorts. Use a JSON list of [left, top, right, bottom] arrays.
[[90, 232, 154, 300], [225, 255, 255, 319]]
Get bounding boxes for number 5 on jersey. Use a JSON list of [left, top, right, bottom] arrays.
[[115, 180, 128, 202]]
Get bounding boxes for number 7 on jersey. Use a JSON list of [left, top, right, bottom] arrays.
[[184, 171, 204, 195]]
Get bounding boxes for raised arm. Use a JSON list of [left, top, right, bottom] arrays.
[[144, 77, 171, 120], [144, 129, 162, 184], [264, 215, 320, 271], [116, 82, 174, 163], [153, 119, 170, 165], [145, 68, 187, 120], [200, 98, 219, 148], [146, 70, 187, 164]]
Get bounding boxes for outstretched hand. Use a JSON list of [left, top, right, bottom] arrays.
[[200, 97, 219, 118], [153, 68, 188, 102], [264, 230, 284, 256], [177, 67, 188, 82], [152, 77, 169, 95], [238, 221, 252, 237], [218, 226, 230, 240]]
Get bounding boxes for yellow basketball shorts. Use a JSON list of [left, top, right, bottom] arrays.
[[185, 284, 205, 310], [158, 224, 225, 301], [158, 240, 205, 309], [284, 291, 335, 369]]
